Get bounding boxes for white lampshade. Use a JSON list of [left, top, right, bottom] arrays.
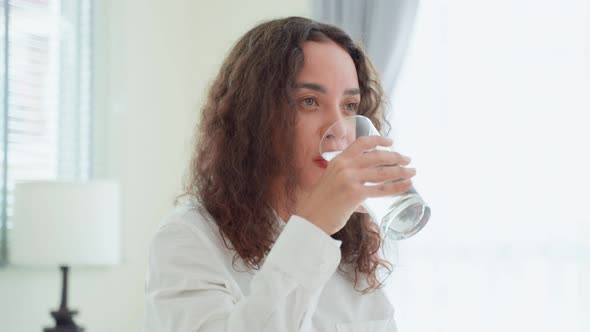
[[10, 180, 121, 267]]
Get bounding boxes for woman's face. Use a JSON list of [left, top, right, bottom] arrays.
[[292, 40, 360, 196]]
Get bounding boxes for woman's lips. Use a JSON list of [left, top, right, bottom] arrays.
[[313, 158, 328, 169]]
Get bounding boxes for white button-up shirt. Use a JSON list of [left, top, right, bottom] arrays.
[[144, 205, 397, 331]]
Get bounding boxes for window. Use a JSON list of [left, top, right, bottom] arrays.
[[0, 0, 93, 265], [388, 0, 589, 331]]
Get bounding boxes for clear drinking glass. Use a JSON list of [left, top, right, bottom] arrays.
[[319, 115, 431, 240]]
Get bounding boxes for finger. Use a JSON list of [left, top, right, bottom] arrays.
[[364, 179, 413, 198], [360, 166, 416, 184], [339, 135, 393, 159], [354, 205, 368, 214], [354, 150, 411, 169]]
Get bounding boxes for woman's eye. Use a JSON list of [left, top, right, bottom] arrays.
[[345, 103, 358, 112], [302, 97, 317, 106]]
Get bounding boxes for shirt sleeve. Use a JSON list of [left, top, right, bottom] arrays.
[[144, 214, 342, 332]]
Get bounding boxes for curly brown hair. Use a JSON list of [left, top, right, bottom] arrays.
[[181, 16, 392, 293]]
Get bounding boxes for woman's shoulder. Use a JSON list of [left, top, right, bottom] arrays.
[[149, 203, 231, 258], [157, 203, 215, 232], [146, 204, 247, 298]]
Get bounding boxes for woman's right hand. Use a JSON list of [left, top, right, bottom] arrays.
[[296, 136, 416, 235]]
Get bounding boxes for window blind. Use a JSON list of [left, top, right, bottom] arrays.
[[0, 0, 93, 265]]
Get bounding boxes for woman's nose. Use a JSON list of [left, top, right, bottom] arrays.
[[321, 116, 356, 153], [321, 107, 346, 136]]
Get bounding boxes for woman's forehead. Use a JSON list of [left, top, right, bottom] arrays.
[[296, 41, 359, 93]]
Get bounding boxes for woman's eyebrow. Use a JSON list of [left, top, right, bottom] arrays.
[[294, 82, 360, 96], [344, 88, 360, 96], [295, 82, 327, 93]]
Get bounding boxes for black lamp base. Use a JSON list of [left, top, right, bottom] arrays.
[[43, 308, 84, 332], [44, 266, 84, 332], [44, 326, 84, 332]]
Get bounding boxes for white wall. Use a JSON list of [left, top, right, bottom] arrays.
[[388, 1, 590, 331], [0, 1, 311, 331]]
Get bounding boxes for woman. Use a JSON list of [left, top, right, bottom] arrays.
[[144, 16, 415, 332]]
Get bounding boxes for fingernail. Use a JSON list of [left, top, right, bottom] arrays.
[[403, 155, 412, 162]]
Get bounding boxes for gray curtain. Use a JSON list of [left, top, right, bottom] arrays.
[[313, 0, 420, 109]]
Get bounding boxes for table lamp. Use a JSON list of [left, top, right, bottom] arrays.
[[11, 180, 121, 332]]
